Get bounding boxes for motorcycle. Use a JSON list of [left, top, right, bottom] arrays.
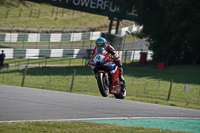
[[89, 47, 126, 99]]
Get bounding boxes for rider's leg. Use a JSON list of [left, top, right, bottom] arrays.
[[118, 67, 126, 87], [115, 60, 126, 87]]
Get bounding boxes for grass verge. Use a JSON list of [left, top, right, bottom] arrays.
[[0, 121, 188, 133], [0, 1, 134, 30], [1, 59, 200, 110]]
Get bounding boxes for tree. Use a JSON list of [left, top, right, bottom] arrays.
[[126, 0, 200, 65]]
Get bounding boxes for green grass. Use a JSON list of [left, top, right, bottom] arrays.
[[0, 121, 187, 133], [0, 1, 134, 30], [1, 59, 200, 110], [5, 58, 87, 66], [0, 0, 138, 47], [0, 1, 193, 132]]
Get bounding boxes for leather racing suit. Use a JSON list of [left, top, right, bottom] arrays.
[[90, 44, 125, 86]]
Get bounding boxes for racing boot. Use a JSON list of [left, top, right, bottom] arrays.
[[118, 67, 126, 88]]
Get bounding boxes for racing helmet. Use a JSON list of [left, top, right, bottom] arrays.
[[96, 37, 107, 48]]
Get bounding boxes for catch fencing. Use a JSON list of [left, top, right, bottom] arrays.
[[0, 7, 79, 19], [0, 66, 199, 107], [0, 48, 152, 61], [0, 24, 140, 42], [0, 24, 142, 49]]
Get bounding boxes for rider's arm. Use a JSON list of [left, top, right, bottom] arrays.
[[90, 48, 96, 59], [107, 49, 116, 55], [106, 45, 116, 53], [106, 45, 119, 59]]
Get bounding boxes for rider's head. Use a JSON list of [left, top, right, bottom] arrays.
[[96, 37, 107, 48]]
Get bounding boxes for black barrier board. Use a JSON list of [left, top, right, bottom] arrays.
[[27, 0, 138, 21], [101, 33, 123, 51]]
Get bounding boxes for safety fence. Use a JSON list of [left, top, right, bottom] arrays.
[[0, 66, 199, 108], [0, 48, 152, 61], [0, 7, 79, 19], [0, 24, 140, 42]]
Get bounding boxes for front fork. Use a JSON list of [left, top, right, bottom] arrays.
[[94, 71, 109, 85]]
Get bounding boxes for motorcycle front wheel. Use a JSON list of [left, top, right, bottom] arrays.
[[97, 73, 109, 97]]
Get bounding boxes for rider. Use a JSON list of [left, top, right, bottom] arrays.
[[90, 37, 126, 87]]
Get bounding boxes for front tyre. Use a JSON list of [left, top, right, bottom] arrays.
[[97, 73, 109, 97]]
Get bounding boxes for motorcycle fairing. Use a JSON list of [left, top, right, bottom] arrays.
[[110, 84, 121, 94], [108, 65, 121, 95], [93, 55, 105, 64], [89, 47, 122, 95], [106, 63, 117, 74]]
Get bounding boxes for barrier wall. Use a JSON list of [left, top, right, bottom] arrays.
[[0, 24, 141, 42], [0, 48, 152, 60]]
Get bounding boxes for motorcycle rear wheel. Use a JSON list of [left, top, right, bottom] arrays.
[[114, 82, 126, 99], [97, 73, 109, 97]]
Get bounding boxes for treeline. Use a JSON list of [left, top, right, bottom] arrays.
[[113, 0, 200, 65], [133, 0, 200, 65]]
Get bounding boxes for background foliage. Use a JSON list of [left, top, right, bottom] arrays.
[[112, 0, 200, 65], [132, 0, 200, 65], [1, 0, 200, 65]]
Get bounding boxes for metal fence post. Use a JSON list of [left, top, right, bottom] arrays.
[[19, 8, 22, 17], [37, 8, 40, 18], [70, 69, 76, 93], [71, 27, 75, 49], [82, 29, 87, 49], [48, 26, 54, 49], [36, 26, 42, 49], [144, 80, 146, 94], [167, 79, 173, 101], [131, 50, 135, 62], [29, 9, 32, 17], [132, 37, 135, 50], [122, 31, 129, 51], [21, 66, 28, 87], [59, 27, 66, 49], [6, 9, 9, 19], [90, 32, 93, 49], [22, 25, 28, 49], [124, 50, 128, 63], [55, 7, 58, 20], [9, 24, 15, 47]]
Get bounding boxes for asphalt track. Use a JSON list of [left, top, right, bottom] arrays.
[[0, 85, 200, 132]]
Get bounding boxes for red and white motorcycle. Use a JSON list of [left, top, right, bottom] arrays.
[[89, 47, 126, 99]]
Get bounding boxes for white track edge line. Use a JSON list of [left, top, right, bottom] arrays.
[[1, 117, 200, 123]]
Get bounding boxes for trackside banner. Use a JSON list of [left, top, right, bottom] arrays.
[[27, 0, 138, 21]]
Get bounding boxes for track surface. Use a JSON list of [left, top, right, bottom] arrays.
[[1, 84, 200, 122]]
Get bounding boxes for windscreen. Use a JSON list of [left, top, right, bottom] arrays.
[[96, 47, 105, 54]]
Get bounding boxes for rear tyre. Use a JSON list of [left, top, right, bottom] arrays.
[[114, 81, 126, 99], [97, 73, 109, 97]]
